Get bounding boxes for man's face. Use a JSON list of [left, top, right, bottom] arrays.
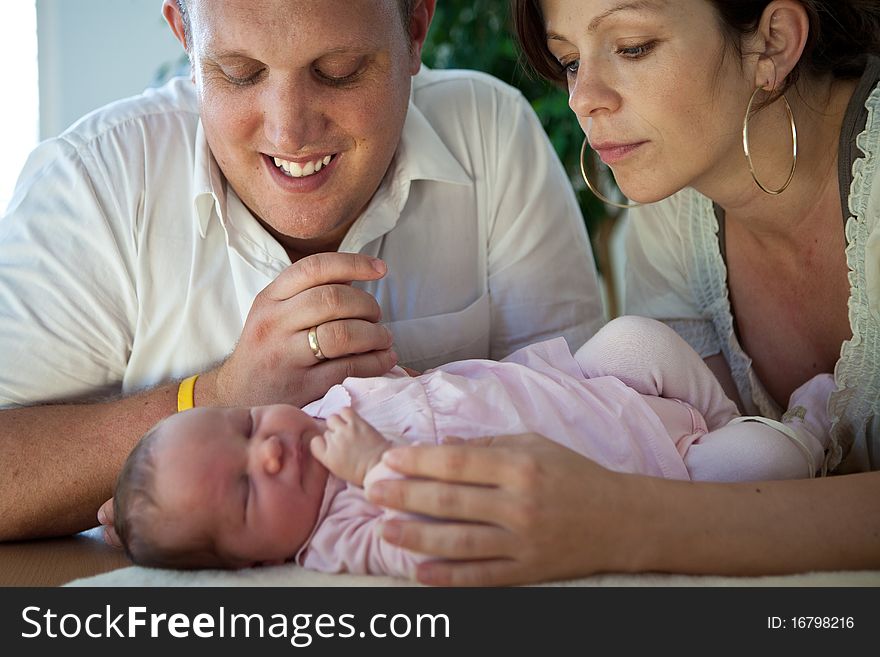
[[175, 0, 422, 256]]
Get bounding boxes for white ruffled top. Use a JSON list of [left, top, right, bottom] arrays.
[[624, 80, 880, 473]]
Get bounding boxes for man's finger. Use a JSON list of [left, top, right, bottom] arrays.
[[102, 525, 123, 549], [283, 284, 384, 327], [306, 348, 399, 392], [292, 320, 393, 365], [268, 253, 386, 300], [97, 497, 114, 525]]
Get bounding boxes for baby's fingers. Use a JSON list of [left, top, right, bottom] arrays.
[[310, 434, 329, 463]]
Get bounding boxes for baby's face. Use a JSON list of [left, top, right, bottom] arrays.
[[150, 405, 329, 566]]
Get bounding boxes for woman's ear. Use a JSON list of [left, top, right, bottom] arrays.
[[753, 0, 810, 90]]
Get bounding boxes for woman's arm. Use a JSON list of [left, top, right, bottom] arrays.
[[366, 435, 880, 586], [703, 354, 744, 411]]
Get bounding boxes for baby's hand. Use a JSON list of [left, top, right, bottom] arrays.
[[311, 408, 391, 487]]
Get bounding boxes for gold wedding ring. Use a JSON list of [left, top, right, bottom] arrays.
[[307, 325, 327, 361]]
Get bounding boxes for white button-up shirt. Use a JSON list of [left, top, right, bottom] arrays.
[[0, 67, 603, 406]]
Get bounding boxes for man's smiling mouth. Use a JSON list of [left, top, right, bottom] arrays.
[[272, 154, 335, 178]]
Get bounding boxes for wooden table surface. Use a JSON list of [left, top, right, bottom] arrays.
[[0, 527, 131, 587]]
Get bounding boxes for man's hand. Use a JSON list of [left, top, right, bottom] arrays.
[[201, 253, 398, 408], [97, 498, 122, 548]]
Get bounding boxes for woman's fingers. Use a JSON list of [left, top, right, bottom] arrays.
[[369, 478, 510, 524], [382, 445, 487, 483], [416, 559, 523, 588], [365, 436, 635, 586], [379, 519, 513, 559], [383, 434, 556, 486]]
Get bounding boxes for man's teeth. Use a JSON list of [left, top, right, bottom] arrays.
[[273, 155, 333, 178]]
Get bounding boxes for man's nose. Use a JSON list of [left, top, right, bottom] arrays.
[[262, 79, 328, 153], [258, 434, 283, 475]]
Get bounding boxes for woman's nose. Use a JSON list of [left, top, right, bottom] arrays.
[[568, 65, 620, 118], [259, 434, 283, 475]]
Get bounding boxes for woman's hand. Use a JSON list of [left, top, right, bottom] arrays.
[[365, 433, 641, 586]]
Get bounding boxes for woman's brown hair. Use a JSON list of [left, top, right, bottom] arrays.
[[512, 0, 880, 90]]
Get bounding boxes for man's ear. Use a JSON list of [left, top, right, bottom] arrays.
[[407, 0, 437, 74], [162, 0, 189, 52], [752, 0, 810, 90]]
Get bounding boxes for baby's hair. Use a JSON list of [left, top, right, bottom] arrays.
[[113, 422, 234, 569]]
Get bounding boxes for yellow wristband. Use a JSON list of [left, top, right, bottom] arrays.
[[177, 374, 199, 413]]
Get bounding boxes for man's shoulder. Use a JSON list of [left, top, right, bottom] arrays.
[[412, 65, 526, 105], [56, 77, 200, 151]]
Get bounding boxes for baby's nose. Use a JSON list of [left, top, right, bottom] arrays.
[[261, 435, 283, 475]]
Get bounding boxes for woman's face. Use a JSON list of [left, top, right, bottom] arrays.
[[541, 0, 756, 202]]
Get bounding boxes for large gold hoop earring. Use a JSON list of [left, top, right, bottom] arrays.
[[579, 138, 642, 210], [742, 87, 798, 195]]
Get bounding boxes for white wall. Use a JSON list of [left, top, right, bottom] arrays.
[[37, 0, 185, 139], [0, 1, 39, 214]]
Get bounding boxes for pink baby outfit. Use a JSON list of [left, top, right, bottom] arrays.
[[295, 317, 833, 578]]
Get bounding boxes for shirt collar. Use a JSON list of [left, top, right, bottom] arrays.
[[192, 120, 227, 238], [393, 97, 471, 187]]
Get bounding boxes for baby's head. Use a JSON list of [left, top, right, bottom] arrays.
[[114, 405, 329, 569]]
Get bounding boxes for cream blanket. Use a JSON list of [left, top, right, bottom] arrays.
[[66, 565, 880, 587]]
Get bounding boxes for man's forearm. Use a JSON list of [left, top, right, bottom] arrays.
[[0, 384, 178, 541], [626, 471, 880, 575]]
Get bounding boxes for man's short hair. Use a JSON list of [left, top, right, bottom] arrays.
[[175, 0, 417, 51]]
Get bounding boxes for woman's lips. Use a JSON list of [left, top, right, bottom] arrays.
[[591, 141, 647, 165]]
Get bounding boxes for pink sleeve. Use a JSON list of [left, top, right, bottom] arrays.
[[300, 464, 427, 579]]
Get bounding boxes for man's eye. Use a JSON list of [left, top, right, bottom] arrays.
[[316, 70, 359, 84], [314, 59, 365, 85], [223, 70, 263, 86]]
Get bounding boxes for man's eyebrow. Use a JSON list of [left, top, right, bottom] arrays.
[[203, 41, 379, 62], [202, 49, 256, 62], [547, 0, 667, 41]]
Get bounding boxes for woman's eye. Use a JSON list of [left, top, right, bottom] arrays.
[[615, 41, 656, 59], [562, 59, 579, 76]]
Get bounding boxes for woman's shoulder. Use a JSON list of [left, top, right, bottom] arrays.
[[849, 81, 880, 310]]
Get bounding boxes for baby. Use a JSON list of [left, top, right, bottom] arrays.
[[113, 317, 834, 577]]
